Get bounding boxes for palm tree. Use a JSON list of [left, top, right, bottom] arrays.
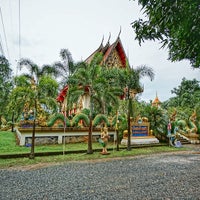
[[7, 77, 33, 130], [53, 49, 77, 88], [19, 59, 59, 159], [67, 53, 122, 153], [119, 65, 155, 150], [93, 67, 122, 115], [141, 103, 167, 136], [67, 54, 103, 154]]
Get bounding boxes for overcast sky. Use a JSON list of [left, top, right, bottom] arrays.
[[1, 0, 199, 102]]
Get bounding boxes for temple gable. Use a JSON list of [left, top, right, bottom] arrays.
[[57, 33, 129, 113], [105, 48, 124, 68]]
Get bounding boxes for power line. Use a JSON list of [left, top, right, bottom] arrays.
[[16, 0, 21, 76], [0, 9, 5, 56], [0, 32, 5, 56], [18, 0, 21, 60], [0, 6, 10, 60]]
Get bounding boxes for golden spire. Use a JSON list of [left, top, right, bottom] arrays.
[[152, 92, 161, 107]]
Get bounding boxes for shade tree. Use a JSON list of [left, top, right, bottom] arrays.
[[132, 0, 200, 68], [0, 56, 13, 127]]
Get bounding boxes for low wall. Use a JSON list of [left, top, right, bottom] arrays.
[[15, 127, 116, 146]]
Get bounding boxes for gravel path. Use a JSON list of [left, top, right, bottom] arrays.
[[1, 146, 200, 200]]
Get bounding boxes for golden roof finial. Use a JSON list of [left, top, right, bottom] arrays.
[[152, 91, 161, 107]]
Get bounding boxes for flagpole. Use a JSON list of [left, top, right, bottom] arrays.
[[114, 111, 119, 151], [63, 105, 66, 155]]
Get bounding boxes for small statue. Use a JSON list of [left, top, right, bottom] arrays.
[[99, 127, 110, 154], [167, 120, 172, 136]]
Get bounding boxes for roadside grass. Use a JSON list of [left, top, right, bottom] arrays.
[[0, 131, 188, 169]]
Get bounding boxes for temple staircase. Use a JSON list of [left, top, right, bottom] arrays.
[[176, 133, 190, 144]]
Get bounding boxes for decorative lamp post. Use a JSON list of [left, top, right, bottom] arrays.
[[127, 89, 138, 151], [115, 111, 120, 151], [29, 78, 37, 159]]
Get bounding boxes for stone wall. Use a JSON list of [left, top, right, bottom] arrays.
[[25, 135, 114, 146], [26, 136, 58, 145]]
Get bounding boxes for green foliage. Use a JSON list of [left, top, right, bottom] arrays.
[[132, 0, 200, 68], [6, 86, 35, 123], [93, 114, 110, 127], [140, 104, 167, 135], [53, 49, 78, 87], [68, 53, 123, 116], [163, 78, 200, 109], [0, 56, 12, 82], [94, 67, 123, 115], [8, 60, 60, 123], [0, 56, 13, 124], [38, 75, 58, 97], [67, 53, 122, 153], [117, 66, 154, 95], [112, 115, 125, 127]]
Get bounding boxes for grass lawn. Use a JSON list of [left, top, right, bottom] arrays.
[[0, 131, 104, 154], [0, 131, 188, 169]]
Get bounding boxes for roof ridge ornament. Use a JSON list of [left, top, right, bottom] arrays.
[[106, 32, 111, 44], [117, 26, 122, 39], [100, 35, 104, 46]]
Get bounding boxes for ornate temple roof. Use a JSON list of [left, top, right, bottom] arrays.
[[85, 33, 127, 68], [57, 33, 128, 103]]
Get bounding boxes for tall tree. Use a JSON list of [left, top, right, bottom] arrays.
[[19, 59, 59, 158], [132, 0, 200, 68], [94, 67, 122, 115], [119, 65, 155, 150], [68, 54, 104, 154], [0, 56, 13, 127], [53, 49, 77, 88], [68, 54, 122, 154], [164, 78, 200, 109]]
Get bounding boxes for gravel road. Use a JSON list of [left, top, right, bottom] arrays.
[[1, 146, 200, 200]]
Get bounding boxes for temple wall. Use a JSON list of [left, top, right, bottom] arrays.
[[15, 128, 115, 146]]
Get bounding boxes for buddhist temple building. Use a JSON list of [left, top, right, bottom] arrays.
[[85, 33, 127, 68], [56, 33, 129, 114]]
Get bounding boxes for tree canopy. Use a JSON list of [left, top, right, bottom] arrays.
[[0, 56, 13, 124], [132, 0, 200, 68], [163, 78, 200, 109]]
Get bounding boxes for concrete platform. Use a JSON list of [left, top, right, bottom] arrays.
[[121, 136, 159, 145]]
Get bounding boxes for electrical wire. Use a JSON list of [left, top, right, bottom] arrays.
[[0, 32, 5, 56], [18, 0, 21, 60], [0, 6, 10, 60], [16, 0, 21, 76]]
